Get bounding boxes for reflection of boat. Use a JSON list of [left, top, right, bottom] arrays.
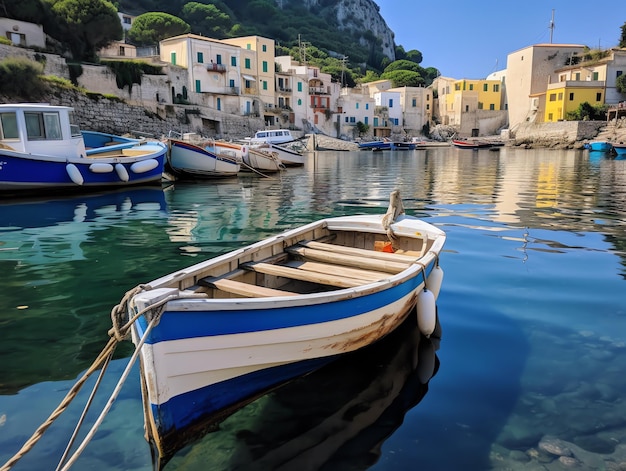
[[124, 191, 446, 462], [161, 316, 441, 470], [0, 103, 167, 193], [167, 139, 240, 178], [612, 143, 626, 156], [0, 187, 167, 266]]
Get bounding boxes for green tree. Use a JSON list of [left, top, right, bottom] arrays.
[[383, 60, 421, 74], [128, 12, 190, 45], [1, 0, 47, 23], [620, 21, 626, 48], [565, 102, 606, 121], [616, 73, 626, 94], [180, 2, 232, 38], [0, 57, 46, 99], [47, 0, 122, 61], [405, 49, 423, 64], [380, 69, 425, 87]]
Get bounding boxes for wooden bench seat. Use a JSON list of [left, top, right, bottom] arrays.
[[241, 261, 369, 288], [283, 260, 389, 282], [199, 275, 297, 298], [286, 246, 409, 274], [297, 240, 425, 263]]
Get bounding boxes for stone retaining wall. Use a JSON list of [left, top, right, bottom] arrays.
[[513, 121, 605, 148]]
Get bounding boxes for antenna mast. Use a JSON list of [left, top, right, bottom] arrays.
[[549, 9, 555, 43]]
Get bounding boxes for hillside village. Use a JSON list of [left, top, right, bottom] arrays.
[[1, 14, 626, 147]]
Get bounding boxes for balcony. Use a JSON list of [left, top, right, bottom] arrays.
[[206, 63, 227, 73], [310, 86, 329, 95]]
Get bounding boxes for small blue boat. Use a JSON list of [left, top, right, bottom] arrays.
[[358, 140, 391, 151], [0, 103, 167, 193], [585, 141, 613, 152]]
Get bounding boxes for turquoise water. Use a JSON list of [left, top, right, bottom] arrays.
[[0, 148, 625, 470]]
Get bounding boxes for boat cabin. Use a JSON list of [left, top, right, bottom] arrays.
[[0, 104, 87, 158], [250, 129, 295, 145]]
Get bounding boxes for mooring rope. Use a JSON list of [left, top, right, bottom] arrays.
[[381, 190, 405, 247], [0, 284, 206, 471]]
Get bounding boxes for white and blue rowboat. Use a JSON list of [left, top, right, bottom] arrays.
[[124, 191, 446, 459], [585, 141, 613, 152], [167, 139, 240, 178], [254, 142, 306, 166], [0, 103, 167, 193]]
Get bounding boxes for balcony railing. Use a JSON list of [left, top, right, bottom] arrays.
[[206, 63, 227, 73]]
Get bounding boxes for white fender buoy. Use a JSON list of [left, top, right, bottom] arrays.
[[427, 265, 444, 300], [417, 338, 436, 384], [66, 163, 84, 185], [115, 163, 129, 182], [89, 163, 114, 173], [130, 159, 159, 174], [416, 288, 436, 337]]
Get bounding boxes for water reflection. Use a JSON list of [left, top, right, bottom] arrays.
[[162, 317, 439, 471]]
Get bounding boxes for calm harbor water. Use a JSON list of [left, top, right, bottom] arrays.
[[1, 147, 625, 470]]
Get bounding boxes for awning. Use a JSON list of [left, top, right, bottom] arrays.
[[242, 75, 256, 81]]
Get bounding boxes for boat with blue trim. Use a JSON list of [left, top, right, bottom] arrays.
[[0, 103, 167, 193], [121, 191, 446, 460]]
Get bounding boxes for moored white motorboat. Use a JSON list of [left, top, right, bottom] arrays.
[[0, 103, 167, 193]]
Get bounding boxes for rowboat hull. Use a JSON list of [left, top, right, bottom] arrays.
[[127, 200, 445, 458], [255, 142, 306, 166], [612, 143, 626, 156], [167, 139, 240, 178], [452, 139, 494, 149], [586, 141, 613, 152]]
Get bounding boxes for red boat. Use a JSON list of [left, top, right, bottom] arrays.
[[452, 139, 495, 149]]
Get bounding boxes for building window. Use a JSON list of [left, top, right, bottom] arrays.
[[596, 92, 602, 101], [297, 82, 302, 92], [548, 113, 553, 121], [465, 105, 469, 112], [412, 98, 417, 107], [493, 84, 499, 92], [569, 92, 574, 101], [388, 99, 393, 108], [217, 97, 221, 111], [262, 80, 267, 90], [364, 117, 368, 125], [119, 46, 126, 56], [229, 79, 235, 88], [262, 61, 268, 73], [469, 84, 474, 91], [350, 117, 356, 123], [592, 71, 599, 80], [231, 56, 237, 66], [197, 52, 203, 63], [575, 72, 581, 80], [345, 116, 349, 123], [483, 83, 488, 91], [245, 58, 251, 69], [356, 103, 359, 109], [246, 43, 251, 50], [558, 92, 563, 100], [549, 93, 556, 101], [123, 16, 132, 25], [195, 80, 201, 92], [426, 104, 430, 110], [171, 52, 176, 65], [373, 117, 379, 127], [455, 83, 461, 91], [365, 103, 369, 110], [489, 104, 495, 110], [478, 102, 483, 110], [617, 71, 623, 77], [262, 44, 267, 52], [297, 98, 302, 106], [216, 54, 222, 65], [245, 79, 251, 89]]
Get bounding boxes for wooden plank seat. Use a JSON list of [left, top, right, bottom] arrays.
[[285, 245, 409, 274], [241, 261, 369, 288], [199, 273, 297, 297], [297, 240, 425, 263], [283, 260, 390, 282]]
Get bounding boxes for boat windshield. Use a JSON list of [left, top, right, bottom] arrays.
[[68, 111, 81, 137], [0, 112, 19, 140]]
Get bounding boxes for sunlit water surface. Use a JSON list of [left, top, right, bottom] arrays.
[[1, 147, 625, 470]]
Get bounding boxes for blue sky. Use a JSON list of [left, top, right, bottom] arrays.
[[375, 0, 626, 79]]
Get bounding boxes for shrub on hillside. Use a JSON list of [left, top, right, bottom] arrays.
[[0, 57, 47, 99]]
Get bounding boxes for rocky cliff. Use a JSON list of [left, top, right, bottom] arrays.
[[275, 0, 396, 61]]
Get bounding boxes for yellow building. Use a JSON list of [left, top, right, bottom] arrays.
[[435, 77, 507, 136], [543, 63, 606, 122]]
